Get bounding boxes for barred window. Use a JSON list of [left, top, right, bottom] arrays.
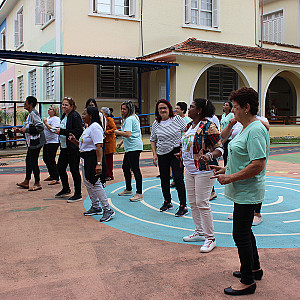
[[44, 64, 55, 100], [96, 65, 137, 99], [207, 65, 238, 102], [29, 69, 37, 97], [17, 75, 24, 101], [8, 80, 13, 100]]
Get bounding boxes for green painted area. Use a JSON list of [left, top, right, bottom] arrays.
[[9, 206, 48, 212], [269, 153, 300, 164], [270, 143, 300, 147]]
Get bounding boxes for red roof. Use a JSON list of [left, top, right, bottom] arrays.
[[141, 38, 300, 65]]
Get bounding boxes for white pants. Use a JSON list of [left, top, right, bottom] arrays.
[[185, 171, 216, 240], [82, 168, 109, 210]]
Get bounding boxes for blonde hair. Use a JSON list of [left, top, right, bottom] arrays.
[[50, 104, 60, 117]]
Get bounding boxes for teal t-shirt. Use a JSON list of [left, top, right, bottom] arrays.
[[224, 120, 270, 204], [183, 115, 191, 124], [121, 115, 143, 152], [59, 116, 67, 148], [220, 112, 235, 132]]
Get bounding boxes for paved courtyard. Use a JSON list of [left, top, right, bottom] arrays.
[[0, 146, 299, 299]]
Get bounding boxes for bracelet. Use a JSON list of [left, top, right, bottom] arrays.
[[206, 152, 213, 161]]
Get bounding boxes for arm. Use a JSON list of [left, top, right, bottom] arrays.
[[151, 141, 158, 167], [95, 143, 103, 175], [105, 118, 117, 135], [213, 158, 266, 185], [221, 118, 236, 140], [68, 133, 79, 147], [114, 129, 131, 138]]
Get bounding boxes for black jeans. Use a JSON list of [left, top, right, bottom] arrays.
[[0, 133, 6, 149], [157, 147, 186, 206], [58, 147, 81, 196], [25, 147, 42, 183], [43, 143, 59, 181], [223, 140, 230, 166], [254, 203, 262, 214], [122, 150, 142, 194], [233, 203, 261, 285]]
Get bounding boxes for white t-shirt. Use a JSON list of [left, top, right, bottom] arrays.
[[206, 115, 220, 131], [79, 122, 104, 153], [181, 123, 211, 175], [25, 117, 30, 147], [160, 118, 173, 127], [44, 116, 60, 144], [231, 116, 270, 139]]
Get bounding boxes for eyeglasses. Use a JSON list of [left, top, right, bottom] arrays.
[[63, 97, 72, 100]]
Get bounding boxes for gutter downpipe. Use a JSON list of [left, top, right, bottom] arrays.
[[166, 67, 170, 102], [258, 64, 262, 116], [56, 0, 62, 102], [298, 0, 300, 46]]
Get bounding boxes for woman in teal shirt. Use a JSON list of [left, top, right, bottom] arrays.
[[115, 101, 143, 202], [212, 87, 270, 296]]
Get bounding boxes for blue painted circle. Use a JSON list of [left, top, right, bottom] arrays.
[[83, 176, 300, 248]]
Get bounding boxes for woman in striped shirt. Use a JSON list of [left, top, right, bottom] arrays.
[[150, 99, 188, 217]]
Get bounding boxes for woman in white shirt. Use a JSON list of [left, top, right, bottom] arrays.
[[69, 106, 115, 222], [43, 105, 61, 185]]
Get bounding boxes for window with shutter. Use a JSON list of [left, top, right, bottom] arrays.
[[94, 0, 136, 17], [1, 84, 5, 101], [29, 70, 37, 97], [207, 65, 238, 102], [35, 0, 55, 26], [185, 0, 219, 28], [96, 65, 137, 99], [44, 64, 55, 100], [0, 29, 5, 50], [263, 10, 284, 43], [17, 76, 24, 101], [14, 7, 23, 48], [8, 80, 13, 101]]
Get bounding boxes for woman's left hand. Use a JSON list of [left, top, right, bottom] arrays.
[[95, 165, 102, 174], [55, 128, 60, 135]]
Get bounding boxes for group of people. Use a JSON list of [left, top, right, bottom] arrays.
[[14, 86, 270, 296]]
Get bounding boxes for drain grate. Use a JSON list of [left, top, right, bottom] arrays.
[[0, 163, 7, 166]]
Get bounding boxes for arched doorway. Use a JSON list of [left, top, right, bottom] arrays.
[[266, 74, 297, 117], [193, 64, 249, 115]]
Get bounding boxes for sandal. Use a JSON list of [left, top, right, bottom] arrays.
[[170, 181, 176, 188], [28, 185, 42, 191], [44, 176, 53, 181], [48, 180, 60, 185], [16, 182, 29, 189]]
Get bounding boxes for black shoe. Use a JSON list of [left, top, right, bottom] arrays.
[[55, 189, 71, 198], [100, 209, 115, 222], [160, 202, 173, 212], [175, 206, 189, 217], [83, 206, 103, 216], [67, 194, 83, 203], [233, 269, 263, 280], [224, 283, 256, 295]]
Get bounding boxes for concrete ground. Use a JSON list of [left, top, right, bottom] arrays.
[[0, 146, 299, 299]]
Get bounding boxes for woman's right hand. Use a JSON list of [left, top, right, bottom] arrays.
[[116, 142, 122, 149], [210, 165, 226, 176], [68, 133, 76, 143], [153, 154, 158, 167]]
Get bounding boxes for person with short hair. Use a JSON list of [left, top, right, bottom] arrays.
[[115, 100, 144, 202], [55, 97, 83, 202], [0, 116, 7, 150], [212, 87, 269, 296], [43, 105, 61, 185], [175, 101, 191, 124], [150, 99, 188, 216], [69, 106, 115, 222], [15, 96, 46, 191], [220, 101, 234, 166], [101, 107, 117, 181]]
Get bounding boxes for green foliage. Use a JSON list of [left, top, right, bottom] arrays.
[[17, 111, 29, 124], [0, 110, 13, 124]]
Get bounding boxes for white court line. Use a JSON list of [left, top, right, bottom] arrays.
[[108, 199, 300, 237], [283, 220, 300, 223]]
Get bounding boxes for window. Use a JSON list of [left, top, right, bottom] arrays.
[[1, 84, 5, 107], [263, 10, 284, 43], [93, 0, 137, 17], [14, 7, 23, 48], [8, 80, 13, 100], [185, 0, 219, 28], [28, 69, 37, 97], [96, 65, 137, 99], [44, 64, 55, 100], [0, 29, 6, 50], [207, 65, 238, 102], [17, 76, 24, 101], [35, 0, 55, 26]]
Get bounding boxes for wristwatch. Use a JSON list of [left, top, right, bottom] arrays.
[[97, 162, 102, 165]]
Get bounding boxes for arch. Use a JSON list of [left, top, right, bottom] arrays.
[[190, 62, 252, 104], [263, 70, 300, 117]]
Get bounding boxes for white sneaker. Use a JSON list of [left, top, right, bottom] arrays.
[[252, 216, 263, 226], [200, 239, 216, 253], [118, 189, 133, 196], [130, 193, 143, 202], [228, 213, 233, 220], [183, 232, 205, 242]]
